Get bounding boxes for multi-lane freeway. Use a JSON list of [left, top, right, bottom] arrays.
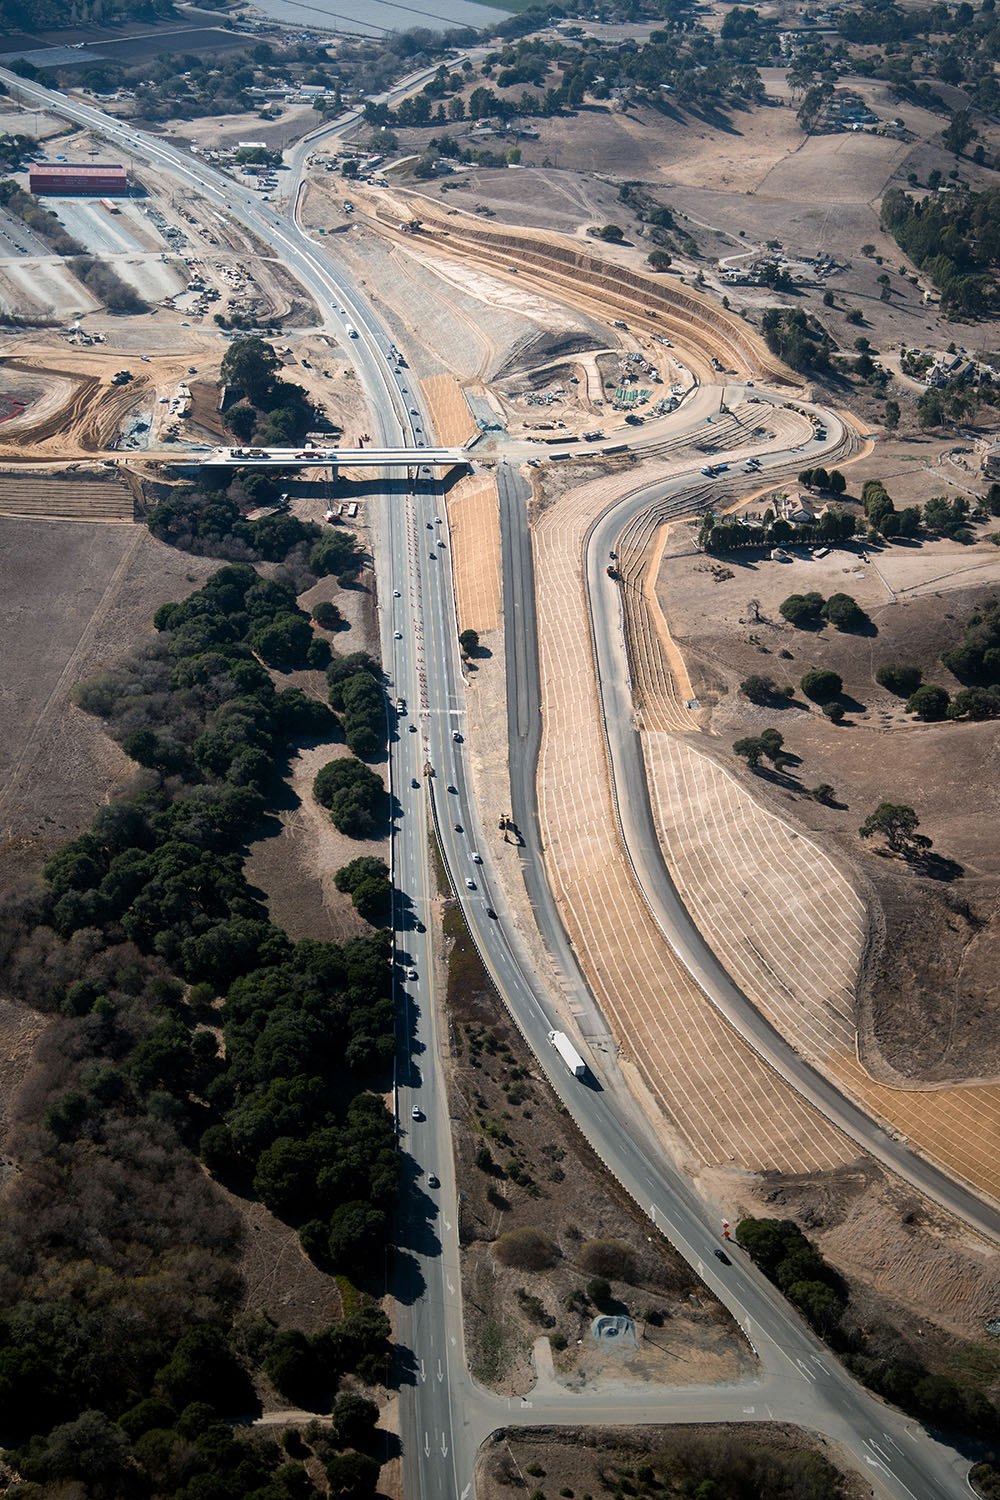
[[0, 65, 985, 1500]]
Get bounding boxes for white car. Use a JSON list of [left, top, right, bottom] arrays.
[[465, 877, 476, 890], [411, 1104, 421, 1120], [471, 852, 482, 864], [407, 967, 417, 980]]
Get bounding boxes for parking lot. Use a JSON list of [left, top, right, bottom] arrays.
[[48, 199, 143, 254]]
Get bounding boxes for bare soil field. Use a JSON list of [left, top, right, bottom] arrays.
[[446, 474, 502, 634], [419, 373, 478, 447], [477, 1423, 869, 1500], [0, 259, 96, 320], [443, 905, 751, 1397], [0, 469, 134, 521]]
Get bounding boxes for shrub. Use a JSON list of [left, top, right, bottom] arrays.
[[876, 662, 922, 695], [739, 674, 791, 705], [493, 1227, 559, 1271], [906, 683, 951, 721], [823, 701, 845, 722], [800, 669, 842, 702], [821, 592, 866, 630], [579, 1239, 635, 1281], [312, 600, 343, 630], [586, 1275, 612, 1304]]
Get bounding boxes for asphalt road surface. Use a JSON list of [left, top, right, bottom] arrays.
[[0, 67, 983, 1500]]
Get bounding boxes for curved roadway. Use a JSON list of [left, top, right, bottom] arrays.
[[0, 69, 983, 1500]]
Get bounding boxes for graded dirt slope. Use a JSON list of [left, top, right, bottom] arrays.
[[531, 456, 855, 1180], [447, 475, 502, 635], [419, 373, 478, 447]]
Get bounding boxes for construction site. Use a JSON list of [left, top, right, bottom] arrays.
[[3, 63, 1000, 1478]]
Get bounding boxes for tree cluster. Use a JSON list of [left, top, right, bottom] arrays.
[[761, 308, 832, 376], [363, 19, 764, 136], [59, 567, 336, 962], [733, 727, 789, 770], [860, 479, 922, 538], [0, 571, 396, 1479], [326, 651, 385, 759], [780, 590, 868, 630], [314, 758, 385, 839], [220, 337, 317, 448], [69, 255, 149, 314], [700, 507, 855, 555], [334, 857, 392, 926], [739, 674, 794, 705], [798, 466, 846, 494], [881, 185, 1000, 319], [736, 1215, 1000, 1440], [148, 474, 363, 580]]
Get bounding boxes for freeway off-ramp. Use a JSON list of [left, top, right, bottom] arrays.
[[0, 68, 985, 1500]]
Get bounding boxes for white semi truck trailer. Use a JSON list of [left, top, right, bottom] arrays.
[[547, 1029, 586, 1079]]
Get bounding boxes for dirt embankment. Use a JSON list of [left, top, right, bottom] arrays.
[[477, 1423, 870, 1500], [357, 190, 794, 387]]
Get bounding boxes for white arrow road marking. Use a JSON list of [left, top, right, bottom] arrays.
[[437, 1360, 444, 1382], [450, 1335, 457, 1347], [419, 1359, 426, 1383], [444, 1217, 452, 1231], [461, 1485, 471, 1499], [440, 1434, 449, 1458], [424, 1432, 430, 1459], [446, 1276, 455, 1294]]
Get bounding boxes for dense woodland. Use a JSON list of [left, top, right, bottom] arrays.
[[737, 1217, 1000, 1441], [0, 564, 397, 1495], [881, 186, 1000, 318]]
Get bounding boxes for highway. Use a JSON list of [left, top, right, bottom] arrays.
[[0, 67, 982, 1500]]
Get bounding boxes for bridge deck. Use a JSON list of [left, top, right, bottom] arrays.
[[202, 446, 471, 468]]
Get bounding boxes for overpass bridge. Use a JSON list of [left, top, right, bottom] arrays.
[[202, 444, 474, 471]]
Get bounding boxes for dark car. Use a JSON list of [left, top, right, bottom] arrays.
[[411, 777, 420, 789], [485, 906, 497, 919], [447, 784, 457, 794], [713, 1248, 731, 1265]]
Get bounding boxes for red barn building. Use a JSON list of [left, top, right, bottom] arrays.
[[28, 163, 128, 196]]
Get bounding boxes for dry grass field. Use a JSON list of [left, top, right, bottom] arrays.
[[0, 518, 219, 883]]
